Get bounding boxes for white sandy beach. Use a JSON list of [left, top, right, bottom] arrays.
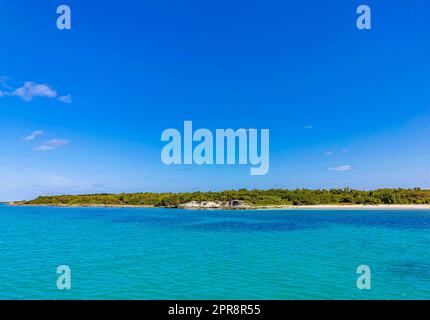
[[255, 204, 430, 210]]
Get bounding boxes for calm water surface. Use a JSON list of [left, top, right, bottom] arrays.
[[1, 205, 429, 299]]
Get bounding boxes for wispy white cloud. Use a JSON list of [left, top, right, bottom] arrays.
[[12, 82, 57, 101], [0, 76, 12, 90], [58, 94, 72, 104], [23, 130, 44, 141], [324, 151, 333, 156], [0, 79, 71, 103], [34, 139, 69, 151], [304, 124, 313, 129], [0, 76, 12, 96], [329, 165, 352, 171]]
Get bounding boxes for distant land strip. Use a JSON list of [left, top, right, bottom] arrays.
[[9, 188, 430, 209]]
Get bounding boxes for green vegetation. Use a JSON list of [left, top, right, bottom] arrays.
[[19, 188, 430, 207]]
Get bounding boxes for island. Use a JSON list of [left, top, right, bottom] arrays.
[[10, 188, 430, 210]]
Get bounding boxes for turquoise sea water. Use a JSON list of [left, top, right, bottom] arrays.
[[0, 204, 429, 299]]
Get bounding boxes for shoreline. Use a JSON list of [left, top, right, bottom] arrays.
[[253, 204, 430, 210], [8, 203, 430, 210]]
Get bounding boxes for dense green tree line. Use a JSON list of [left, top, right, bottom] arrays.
[[21, 188, 430, 207]]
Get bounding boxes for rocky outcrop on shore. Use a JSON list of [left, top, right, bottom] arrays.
[[178, 199, 250, 210]]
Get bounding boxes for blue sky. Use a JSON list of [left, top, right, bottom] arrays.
[[1, 0, 430, 200]]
